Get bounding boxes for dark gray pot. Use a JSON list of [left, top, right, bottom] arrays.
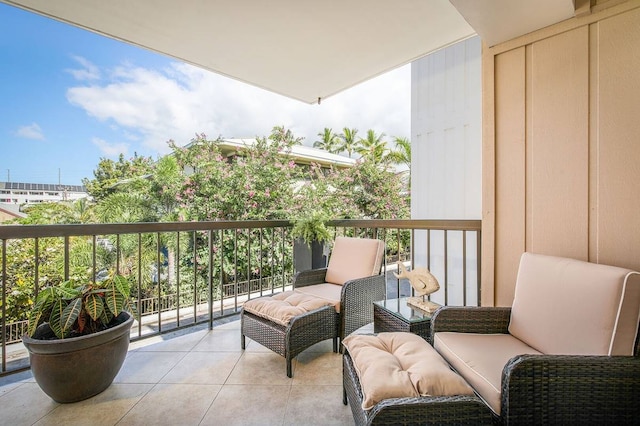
[[293, 238, 327, 273], [22, 312, 133, 403]]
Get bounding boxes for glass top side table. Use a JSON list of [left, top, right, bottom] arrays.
[[373, 297, 437, 343]]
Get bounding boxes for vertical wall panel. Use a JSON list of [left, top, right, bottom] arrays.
[[595, 8, 640, 268], [494, 48, 526, 306], [484, 0, 640, 304], [528, 27, 589, 259]]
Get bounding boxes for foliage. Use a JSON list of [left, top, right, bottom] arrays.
[[82, 153, 154, 201], [291, 210, 331, 246], [27, 273, 134, 339], [171, 133, 299, 221]]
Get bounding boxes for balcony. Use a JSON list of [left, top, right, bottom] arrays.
[[0, 219, 480, 424]]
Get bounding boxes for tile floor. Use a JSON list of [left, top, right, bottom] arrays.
[[0, 318, 369, 425]]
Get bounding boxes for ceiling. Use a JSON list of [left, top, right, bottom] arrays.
[[2, 0, 579, 104]]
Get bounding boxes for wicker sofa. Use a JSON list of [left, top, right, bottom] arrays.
[[343, 252, 640, 425], [241, 236, 385, 377]]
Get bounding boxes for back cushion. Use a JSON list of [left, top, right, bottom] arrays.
[[509, 252, 640, 356], [324, 237, 384, 285]]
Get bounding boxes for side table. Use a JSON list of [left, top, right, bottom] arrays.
[[373, 297, 437, 343]]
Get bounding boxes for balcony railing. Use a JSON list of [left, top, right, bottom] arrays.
[[0, 219, 480, 375]]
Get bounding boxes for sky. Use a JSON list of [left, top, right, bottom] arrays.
[[0, 3, 410, 186]]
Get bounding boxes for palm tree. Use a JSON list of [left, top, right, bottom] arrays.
[[313, 127, 340, 153], [356, 129, 389, 164], [386, 136, 411, 168], [338, 127, 358, 158]]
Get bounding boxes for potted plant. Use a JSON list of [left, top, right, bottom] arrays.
[[291, 210, 332, 272], [21, 272, 135, 403]]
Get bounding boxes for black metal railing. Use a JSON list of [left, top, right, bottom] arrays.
[[0, 219, 481, 375]]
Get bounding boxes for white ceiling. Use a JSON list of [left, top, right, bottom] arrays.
[[2, 0, 579, 104]]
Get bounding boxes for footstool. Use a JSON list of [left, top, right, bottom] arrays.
[[342, 332, 494, 425]]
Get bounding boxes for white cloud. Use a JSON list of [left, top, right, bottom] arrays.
[[66, 61, 410, 155], [67, 55, 101, 81], [16, 122, 45, 140], [92, 137, 129, 157]]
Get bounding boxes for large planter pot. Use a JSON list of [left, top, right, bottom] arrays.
[[294, 238, 328, 273], [22, 312, 134, 403]]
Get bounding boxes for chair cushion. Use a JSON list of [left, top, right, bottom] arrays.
[[509, 252, 640, 356], [434, 332, 542, 415], [294, 283, 342, 313], [342, 332, 474, 411], [242, 290, 334, 326], [325, 237, 384, 285]]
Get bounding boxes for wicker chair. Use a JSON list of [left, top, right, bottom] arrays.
[[241, 237, 386, 377], [343, 253, 640, 425]]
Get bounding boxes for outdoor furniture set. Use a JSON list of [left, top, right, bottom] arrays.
[[240, 236, 386, 377], [240, 239, 640, 424]]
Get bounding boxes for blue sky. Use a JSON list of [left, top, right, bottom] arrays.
[[0, 3, 410, 186]]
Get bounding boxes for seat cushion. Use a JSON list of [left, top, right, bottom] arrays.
[[325, 237, 384, 285], [509, 252, 640, 356], [242, 290, 334, 326], [294, 283, 342, 313], [434, 332, 542, 415], [342, 332, 474, 411]]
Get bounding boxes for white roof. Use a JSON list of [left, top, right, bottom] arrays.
[[220, 139, 356, 168]]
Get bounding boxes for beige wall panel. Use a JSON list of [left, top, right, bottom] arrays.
[[494, 48, 526, 306], [595, 8, 640, 270], [528, 28, 590, 260]]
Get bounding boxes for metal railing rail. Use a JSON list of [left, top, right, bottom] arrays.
[[0, 218, 481, 375]]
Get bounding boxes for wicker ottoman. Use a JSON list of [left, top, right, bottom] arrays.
[[342, 345, 494, 425]]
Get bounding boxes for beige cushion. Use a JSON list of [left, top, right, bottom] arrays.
[[295, 283, 342, 313], [242, 291, 333, 326], [434, 332, 542, 415], [343, 332, 474, 411], [325, 237, 384, 285], [509, 252, 640, 356]]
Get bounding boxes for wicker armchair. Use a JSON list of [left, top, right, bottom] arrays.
[[430, 253, 640, 424], [241, 237, 385, 377], [431, 306, 640, 424], [342, 253, 640, 425]]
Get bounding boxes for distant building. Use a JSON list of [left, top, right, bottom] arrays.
[[0, 182, 88, 206], [0, 204, 26, 223], [181, 138, 357, 176]]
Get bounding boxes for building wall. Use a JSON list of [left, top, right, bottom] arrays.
[[411, 36, 482, 220], [482, 0, 640, 306], [411, 36, 482, 306]]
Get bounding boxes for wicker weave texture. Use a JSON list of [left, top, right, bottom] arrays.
[[431, 306, 640, 424], [343, 351, 494, 425], [241, 266, 385, 377], [373, 303, 432, 343]]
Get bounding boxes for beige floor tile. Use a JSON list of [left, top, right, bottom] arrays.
[[192, 329, 244, 352], [284, 385, 355, 426], [200, 384, 290, 426], [114, 351, 186, 383], [118, 383, 221, 426], [226, 352, 293, 385], [160, 351, 241, 384], [135, 329, 207, 352], [292, 351, 343, 385], [33, 383, 153, 426], [0, 382, 58, 426], [242, 338, 274, 353]]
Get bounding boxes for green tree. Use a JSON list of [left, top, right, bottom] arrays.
[[269, 125, 304, 145], [356, 129, 389, 164], [386, 136, 411, 168], [313, 128, 340, 153], [338, 127, 359, 158], [82, 153, 154, 201]]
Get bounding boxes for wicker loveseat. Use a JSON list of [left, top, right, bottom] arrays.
[[241, 236, 385, 377], [343, 252, 640, 425]]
